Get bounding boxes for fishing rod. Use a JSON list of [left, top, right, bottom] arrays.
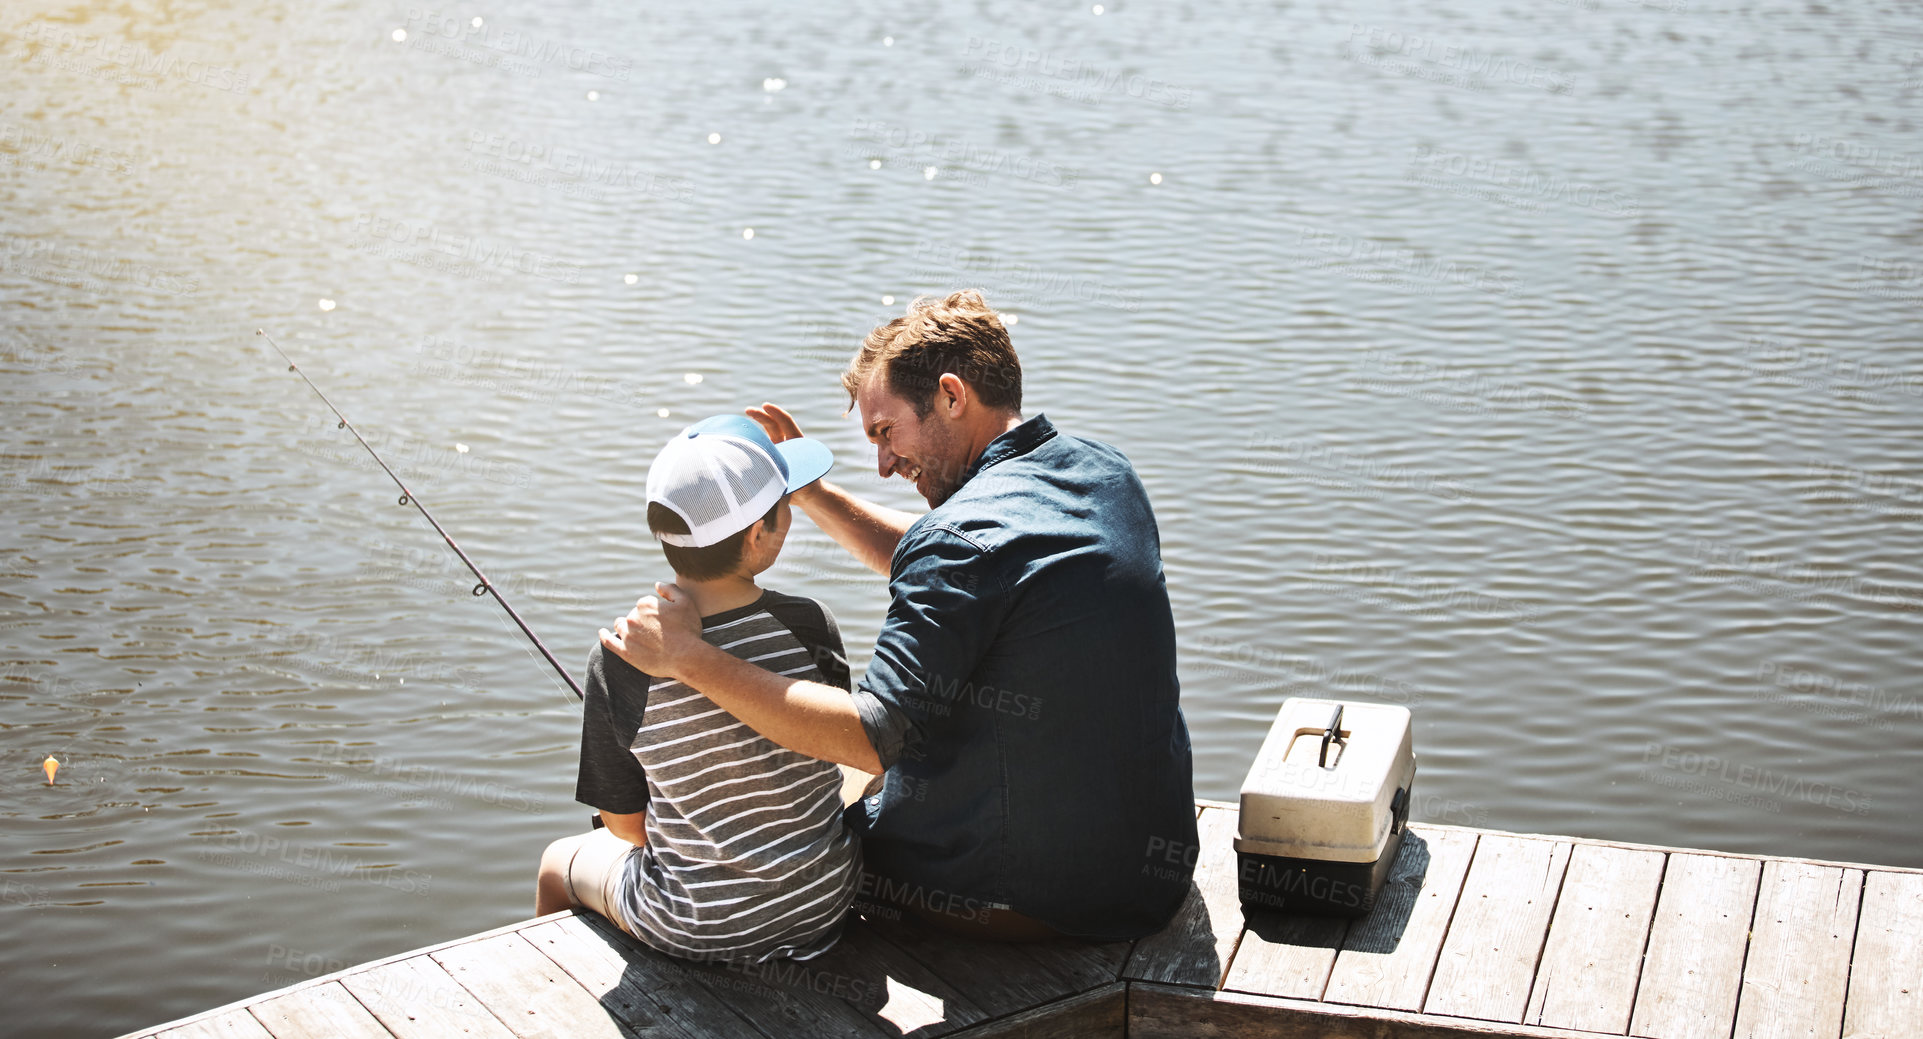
[[256, 328, 584, 703]]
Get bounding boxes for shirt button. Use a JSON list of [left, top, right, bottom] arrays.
[[867, 796, 881, 807]]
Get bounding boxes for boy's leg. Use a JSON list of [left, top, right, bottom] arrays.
[[536, 833, 591, 915], [536, 830, 637, 925]]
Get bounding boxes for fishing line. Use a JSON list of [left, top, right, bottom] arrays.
[[255, 328, 584, 703]]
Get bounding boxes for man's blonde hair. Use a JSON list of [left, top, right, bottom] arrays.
[[841, 290, 1022, 418]]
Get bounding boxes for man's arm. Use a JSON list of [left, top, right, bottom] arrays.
[[790, 478, 916, 576], [601, 586, 883, 774], [673, 639, 882, 773]]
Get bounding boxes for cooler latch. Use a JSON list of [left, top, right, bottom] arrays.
[[1318, 704, 1345, 767]]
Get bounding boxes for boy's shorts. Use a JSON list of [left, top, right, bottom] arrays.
[[560, 828, 640, 936]]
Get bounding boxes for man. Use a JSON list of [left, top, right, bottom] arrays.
[[602, 290, 1196, 940]]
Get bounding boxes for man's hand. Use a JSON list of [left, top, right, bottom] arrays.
[[601, 581, 883, 772], [745, 401, 806, 444], [747, 402, 831, 508], [600, 583, 702, 680], [745, 401, 912, 575], [746, 400, 838, 511]]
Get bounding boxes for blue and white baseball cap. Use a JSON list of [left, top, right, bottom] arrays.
[[645, 414, 834, 547]]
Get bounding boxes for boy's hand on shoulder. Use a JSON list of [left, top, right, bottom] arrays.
[[600, 583, 701, 680]]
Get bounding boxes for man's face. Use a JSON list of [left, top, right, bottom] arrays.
[[855, 376, 967, 507]]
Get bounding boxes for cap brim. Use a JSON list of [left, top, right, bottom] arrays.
[[775, 438, 834, 491]]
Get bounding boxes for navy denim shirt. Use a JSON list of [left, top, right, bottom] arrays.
[[847, 414, 1198, 939]]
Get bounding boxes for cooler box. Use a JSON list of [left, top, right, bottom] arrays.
[[1235, 698, 1416, 917]]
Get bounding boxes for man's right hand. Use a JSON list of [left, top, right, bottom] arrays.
[[746, 401, 914, 576], [746, 402, 806, 444], [601, 583, 702, 681], [748, 402, 829, 507]]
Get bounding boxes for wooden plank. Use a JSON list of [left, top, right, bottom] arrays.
[[114, 913, 584, 1039], [520, 913, 750, 1039], [659, 925, 911, 1038], [792, 918, 990, 1034], [1522, 843, 1663, 1033], [155, 1011, 277, 1039], [248, 982, 393, 1039], [1628, 853, 1761, 1039], [431, 931, 634, 1039], [691, 961, 928, 1038], [1838, 869, 1923, 1039], [1222, 913, 1348, 1000], [1424, 835, 1572, 1023], [1843, 871, 1923, 1039], [1128, 980, 1652, 1038], [1123, 806, 1242, 988], [340, 956, 519, 1039], [946, 982, 1125, 1039], [573, 914, 893, 1039], [119, 805, 1923, 1039], [1021, 938, 1131, 994], [857, 914, 1086, 1018], [1732, 860, 1862, 1039], [1409, 822, 1923, 878], [1325, 826, 1478, 1012], [851, 895, 1129, 1004]]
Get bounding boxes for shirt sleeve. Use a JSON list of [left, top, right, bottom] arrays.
[[573, 644, 653, 814], [761, 591, 852, 691], [852, 524, 1007, 770]]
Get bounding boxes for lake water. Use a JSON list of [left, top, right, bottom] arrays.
[[3, 0, 1919, 1035]]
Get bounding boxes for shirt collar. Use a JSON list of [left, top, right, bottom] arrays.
[[965, 413, 1056, 484]]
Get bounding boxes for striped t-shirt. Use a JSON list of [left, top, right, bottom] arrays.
[[574, 589, 860, 964]]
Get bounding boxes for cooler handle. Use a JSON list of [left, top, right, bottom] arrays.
[[1390, 786, 1410, 835], [1318, 704, 1345, 767]]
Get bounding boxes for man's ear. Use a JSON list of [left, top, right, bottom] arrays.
[[936, 372, 969, 417]]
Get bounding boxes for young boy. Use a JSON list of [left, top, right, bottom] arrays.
[[536, 414, 861, 964]]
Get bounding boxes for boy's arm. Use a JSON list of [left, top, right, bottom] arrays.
[[602, 587, 882, 774], [576, 645, 654, 818]]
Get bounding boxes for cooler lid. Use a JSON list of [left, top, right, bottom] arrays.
[[1236, 698, 1415, 862]]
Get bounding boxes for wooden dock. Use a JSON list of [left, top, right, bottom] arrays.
[[122, 800, 1923, 1039]]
